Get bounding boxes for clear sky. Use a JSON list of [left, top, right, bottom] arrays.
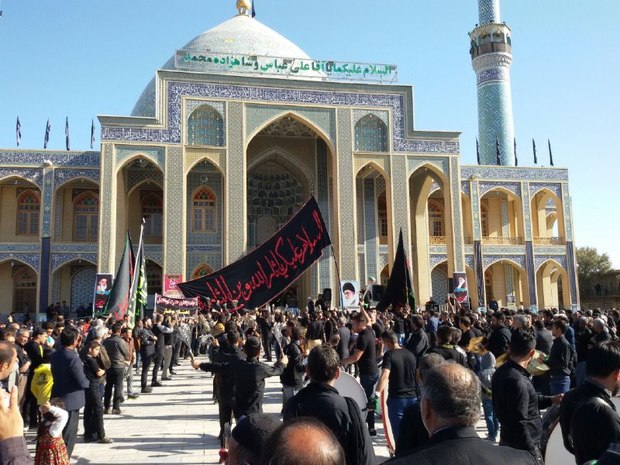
[[0, 0, 618, 266]]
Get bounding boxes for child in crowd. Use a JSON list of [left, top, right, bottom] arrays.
[[34, 398, 70, 465]]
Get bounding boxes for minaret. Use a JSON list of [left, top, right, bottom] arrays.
[[470, 0, 516, 165]]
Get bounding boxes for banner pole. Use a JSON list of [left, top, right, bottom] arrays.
[[329, 244, 342, 309]]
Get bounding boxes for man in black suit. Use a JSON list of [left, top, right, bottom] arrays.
[[50, 326, 90, 457], [389, 363, 536, 465]]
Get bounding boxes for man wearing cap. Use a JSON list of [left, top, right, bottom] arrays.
[[226, 413, 281, 465]]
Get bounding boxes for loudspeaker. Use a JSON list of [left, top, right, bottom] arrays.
[[322, 288, 332, 302], [370, 284, 385, 302]]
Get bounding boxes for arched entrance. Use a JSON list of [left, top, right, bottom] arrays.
[[246, 113, 335, 302], [71, 266, 97, 314], [11, 263, 38, 314], [531, 189, 566, 246], [484, 259, 529, 308], [431, 263, 449, 304], [409, 165, 452, 304], [52, 260, 97, 316], [536, 260, 570, 310], [480, 188, 525, 245]]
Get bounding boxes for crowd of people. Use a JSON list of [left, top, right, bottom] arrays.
[[1, 299, 620, 465]]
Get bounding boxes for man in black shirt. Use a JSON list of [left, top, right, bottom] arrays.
[[547, 319, 574, 395], [283, 345, 375, 465], [405, 314, 429, 360], [342, 312, 379, 435], [151, 313, 173, 387], [492, 328, 562, 463], [488, 312, 512, 358], [559, 340, 620, 465], [376, 330, 418, 442]]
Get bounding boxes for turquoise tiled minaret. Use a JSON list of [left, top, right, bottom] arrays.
[[470, 0, 516, 165]]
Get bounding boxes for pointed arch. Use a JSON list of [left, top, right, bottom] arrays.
[[73, 190, 99, 242], [245, 111, 336, 155], [192, 264, 214, 280], [191, 186, 217, 232], [354, 113, 388, 152], [356, 160, 390, 182], [16, 189, 41, 236], [187, 104, 225, 146], [115, 153, 164, 177]]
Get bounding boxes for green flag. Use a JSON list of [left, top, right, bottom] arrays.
[[128, 223, 148, 329]]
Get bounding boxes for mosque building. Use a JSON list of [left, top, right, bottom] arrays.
[[0, 0, 579, 315]]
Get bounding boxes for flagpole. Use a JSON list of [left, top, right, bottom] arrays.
[[128, 219, 145, 328]]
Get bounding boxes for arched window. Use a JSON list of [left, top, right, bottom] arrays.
[[146, 262, 162, 296], [481, 204, 489, 237], [188, 105, 224, 146], [192, 264, 213, 280], [16, 190, 40, 236], [141, 192, 163, 238], [14, 266, 36, 313], [73, 191, 99, 242], [192, 188, 216, 232], [354, 114, 388, 152], [428, 200, 444, 237], [377, 191, 388, 239]]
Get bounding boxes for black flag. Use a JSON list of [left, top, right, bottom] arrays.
[[476, 138, 481, 165], [251, 0, 256, 17], [102, 233, 134, 320], [65, 117, 70, 151], [376, 229, 415, 311], [514, 137, 518, 166], [532, 138, 538, 164], [16, 117, 21, 147], [496, 137, 501, 165], [548, 139, 554, 166], [43, 119, 51, 149], [90, 119, 95, 149]]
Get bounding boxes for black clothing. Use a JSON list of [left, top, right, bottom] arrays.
[[457, 328, 476, 348], [429, 345, 468, 367], [488, 325, 512, 358], [392, 317, 405, 334], [535, 328, 553, 355], [306, 320, 325, 341], [546, 336, 574, 377], [280, 341, 305, 388], [382, 349, 417, 398], [395, 401, 428, 456], [405, 328, 429, 359], [283, 382, 375, 465], [389, 426, 537, 465], [83, 356, 105, 441], [492, 359, 553, 454], [559, 379, 620, 465], [199, 355, 284, 418], [356, 327, 379, 375], [574, 327, 592, 362], [104, 367, 124, 410]]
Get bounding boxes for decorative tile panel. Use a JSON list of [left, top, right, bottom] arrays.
[[465, 254, 474, 269], [461, 181, 470, 197], [116, 146, 164, 170], [226, 102, 246, 262], [390, 155, 410, 263], [51, 253, 97, 272], [363, 179, 377, 281], [316, 140, 332, 290], [246, 104, 335, 143], [534, 254, 567, 272], [164, 146, 185, 274], [41, 168, 54, 237], [483, 254, 526, 271], [529, 182, 561, 199], [98, 144, 115, 271], [408, 158, 449, 177], [450, 157, 465, 271], [0, 150, 99, 167], [522, 182, 533, 242], [144, 244, 163, 267], [0, 168, 43, 188], [0, 253, 40, 272], [461, 166, 568, 181], [479, 181, 521, 197], [336, 108, 356, 278], [54, 169, 100, 188], [102, 82, 459, 154], [430, 255, 448, 269]]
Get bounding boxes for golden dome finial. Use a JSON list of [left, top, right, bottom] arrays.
[[236, 0, 252, 16]]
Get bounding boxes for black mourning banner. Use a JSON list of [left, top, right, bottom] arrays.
[[178, 196, 331, 311]]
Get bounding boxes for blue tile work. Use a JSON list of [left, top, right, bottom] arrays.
[[54, 169, 100, 188], [461, 166, 569, 181], [477, 68, 510, 85], [477, 81, 515, 165], [483, 254, 525, 271], [41, 169, 54, 238], [316, 140, 332, 291], [186, 165, 224, 275], [534, 254, 567, 272], [246, 104, 335, 143], [479, 0, 500, 24], [356, 178, 364, 244], [0, 168, 43, 188], [529, 183, 562, 200], [51, 253, 97, 272], [430, 255, 448, 269], [102, 81, 460, 155], [431, 266, 449, 301], [0, 253, 39, 271], [461, 181, 470, 197], [127, 167, 164, 191], [363, 179, 377, 281], [0, 151, 100, 167], [116, 146, 165, 170]]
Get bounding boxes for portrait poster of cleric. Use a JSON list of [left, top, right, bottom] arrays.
[[452, 272, 469, 306], [93, 273, 113, 314], [340, 280, 360, 308]]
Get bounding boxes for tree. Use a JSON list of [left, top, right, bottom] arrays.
[[576, 247, 612, 291]]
